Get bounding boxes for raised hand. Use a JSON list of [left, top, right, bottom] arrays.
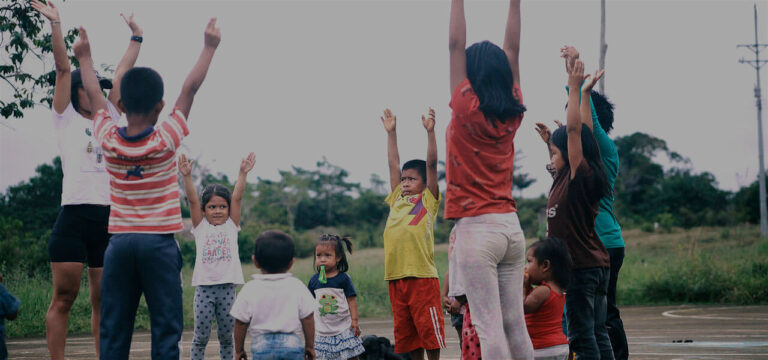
[[240, 152, 256, 175], [72, 27, 91, 60], [422, 107, 436, 133], [120, 12, 143, 36], [204, 17, 221, 49], [178, 153, 194, 176], [535, 122, 552, 144], [30, 0, 60, 22], [568, 60, 587, 89], [581, 69, 605, 94], [381, 108, 396, 133], [554, 119, 564, 128], [560, 45, 579, 71]]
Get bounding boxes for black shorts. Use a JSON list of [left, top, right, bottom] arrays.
[[49, 204, 111, 267]]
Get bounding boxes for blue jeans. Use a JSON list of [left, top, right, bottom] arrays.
[[566, 267, 614, 360], [251, 333, 304, 360], [99, 234, 183, 360]]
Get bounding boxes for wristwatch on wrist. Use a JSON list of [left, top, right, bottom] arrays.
[[130, 35, 143, 43]]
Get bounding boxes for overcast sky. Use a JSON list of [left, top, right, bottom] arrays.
[[1, 0, 765, 198]]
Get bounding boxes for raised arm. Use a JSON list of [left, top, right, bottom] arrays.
[[448, 0, 467, 92], [502, 0, 522, 85], [579, 69, 605, 132], [231, 152, 255, 227], [175, 18, 221, 119], [381, 109, 401, 192], [178, 154, 203, 227], [566, 60, 585, 180], [31, 0, 70, 114], [108, 13, 143, 112], [560, 45, 579, 74], [73, 28, 108, 116], [422, 107, 439, 198]]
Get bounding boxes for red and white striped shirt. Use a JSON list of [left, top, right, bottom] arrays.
[[94, 107, 189, 234]]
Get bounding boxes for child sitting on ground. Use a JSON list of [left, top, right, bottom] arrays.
[[231, 230, 316, 360], [524, 238, 572, 360], [380, 107, 445, 359]]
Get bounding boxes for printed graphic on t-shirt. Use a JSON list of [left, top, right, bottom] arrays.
[[201, 229, 234, 265], [406, 194, 428, 226]]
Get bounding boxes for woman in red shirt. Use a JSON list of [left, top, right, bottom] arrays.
[[445, 0, 532, 358]]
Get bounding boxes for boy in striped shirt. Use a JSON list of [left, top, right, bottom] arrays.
[[73, 19, 221, 359]]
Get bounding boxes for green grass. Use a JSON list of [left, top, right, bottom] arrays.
[[5, 225, 767, 338]]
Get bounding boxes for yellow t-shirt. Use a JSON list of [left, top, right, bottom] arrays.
[[383, 184, 440, 280]]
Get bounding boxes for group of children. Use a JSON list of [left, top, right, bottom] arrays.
[[22, 0, 629, 359]]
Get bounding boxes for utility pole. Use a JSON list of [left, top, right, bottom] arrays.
[[739, 3, 768, 238], [599, 0, 607, 93]]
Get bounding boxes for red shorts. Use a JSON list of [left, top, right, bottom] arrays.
[[388, 277, 446, 353]]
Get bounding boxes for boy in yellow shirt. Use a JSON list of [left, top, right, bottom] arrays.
[[380, 108, 444, 359]]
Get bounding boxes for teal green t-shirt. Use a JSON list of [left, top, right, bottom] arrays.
[[566, 86, 625, 248]]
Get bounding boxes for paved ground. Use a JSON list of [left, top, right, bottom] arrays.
[[7, 305, 768, 359]]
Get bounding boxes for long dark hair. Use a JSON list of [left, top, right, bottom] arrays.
[[314, 234, 353, 273], [529, 237, 572, 289], [550, 124, 611, 200], [465, 40, 526, 122]]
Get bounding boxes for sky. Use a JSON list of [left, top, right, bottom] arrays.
[[1, 0, 766, 198]]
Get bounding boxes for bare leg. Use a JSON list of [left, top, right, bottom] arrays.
[[46, 262, 84, 360], [88, 267, 103, 358], [410, 348, 425, 360], [426, 348, 441, 360]]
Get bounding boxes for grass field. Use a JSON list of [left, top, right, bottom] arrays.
[[5, 224, 768, 338]]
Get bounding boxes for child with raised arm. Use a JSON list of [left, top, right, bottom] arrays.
[[29, 2, 142, 358], [546, 60, 613, 360], [180, 153, 254, 360], [445, 0, 532, 358], [380, 107, 444, 359], [231, 230, 316, 360], [73, 18, 221, 359], [561, 45, 628, 360]]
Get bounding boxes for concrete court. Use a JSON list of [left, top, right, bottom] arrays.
[[7, 305, 768, 359]]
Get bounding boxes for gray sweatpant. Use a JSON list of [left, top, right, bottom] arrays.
[[191, 283, 236, 360], [450, 212, 534, 360]]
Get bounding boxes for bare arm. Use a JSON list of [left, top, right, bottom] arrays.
[[348, 296, 361, 337], [423, 107, 439, 198], [523, 284, 550, 314], [175, 18, 221, 119], [381, 109, 400, 192], [108, 13, 143, 112], [178, 154, 203, 227], [234, 319, 249, 360], [579, 69, 605, 132], [449, 0, 467, 92], [566, 60, 585, 180], [231, 152, 255, 227], [502, 0, 522, 85], [73, 28, 108, 116], [31, 0, 70, 114], [300, 314, 315, 360]]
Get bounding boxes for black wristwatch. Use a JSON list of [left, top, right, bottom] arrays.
[[130, 35, 143, 43]]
